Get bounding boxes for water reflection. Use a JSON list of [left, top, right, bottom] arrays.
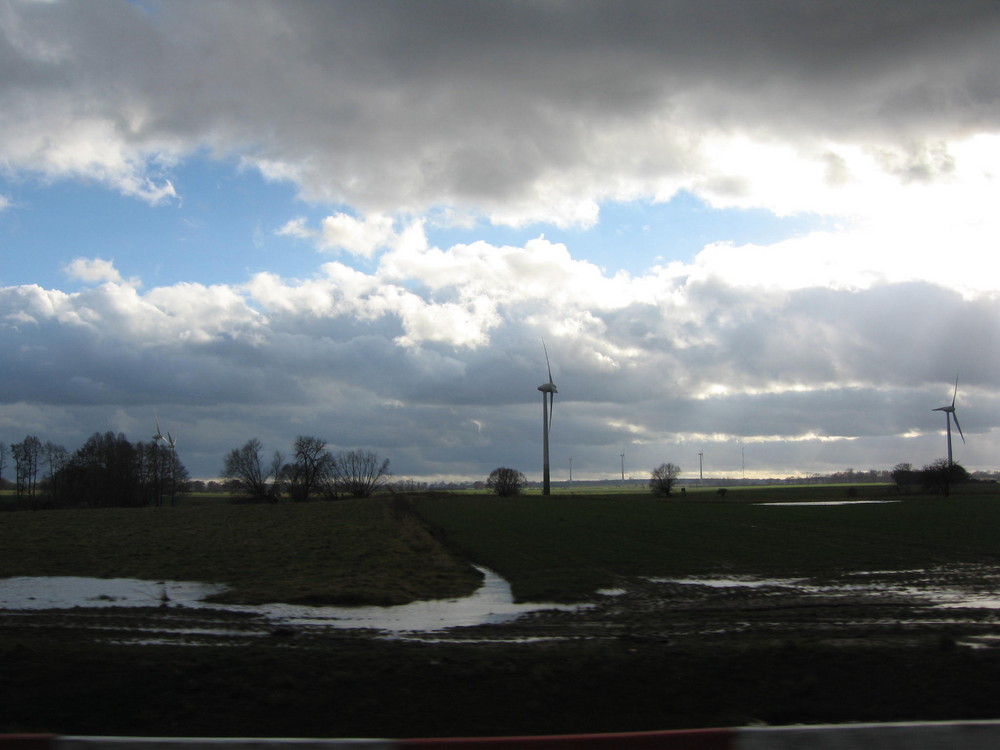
[[653, 571, 1000, 611], [756, 500, 899, 506], [0, 567, 581, 633], [0, 576, 225, 609], [653, 576, 804, 588]]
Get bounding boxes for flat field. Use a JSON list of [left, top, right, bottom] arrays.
[[412, 486, 1000, 601], [2, 485, 1000, 738], [0, 497, 482, 605]]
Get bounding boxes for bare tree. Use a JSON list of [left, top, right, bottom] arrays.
[[283, 435, 334, 501], [650, 462, 681, 496], [0, 441, 7, 485], [41, 441, 68, 504], [222, 438, 281, 501], [135, 440, 172, 506], [12, 435, 42, 499], [486, 467, 526, 497], [332, 450, 391, 497]]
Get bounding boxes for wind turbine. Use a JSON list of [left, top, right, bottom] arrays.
[[538, 341, 557, 496], [154, 412, 179, 506], [933, 378, 965, 466]]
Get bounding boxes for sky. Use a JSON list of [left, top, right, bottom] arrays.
[[1, 0, 999, 483]]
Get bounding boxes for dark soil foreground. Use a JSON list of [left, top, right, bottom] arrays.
[[4, 568, 1000, 739]]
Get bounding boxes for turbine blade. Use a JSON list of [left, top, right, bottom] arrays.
[[952, 413, 965, 444], [548, 391, 555, 431], [952, 377, 959, 408], [542, 339, 553, 384]]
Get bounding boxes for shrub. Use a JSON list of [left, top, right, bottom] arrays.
[[487, 467, 526, 496]]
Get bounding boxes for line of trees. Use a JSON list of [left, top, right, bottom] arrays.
[[220, 436, 391, 501], [892, 460, 971, 496], [0, 432, 188, 507]]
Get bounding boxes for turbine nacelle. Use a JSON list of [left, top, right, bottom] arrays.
[[538, 382, 557, 393]]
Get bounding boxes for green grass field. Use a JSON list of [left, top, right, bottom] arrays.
[[1, 484, 998, 605], [0, 498, 481, 605], [413, 487, 1000, 601]]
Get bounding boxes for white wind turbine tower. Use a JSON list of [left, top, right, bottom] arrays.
[[538, 341, 557, 496], [933, 378, 965, 466]]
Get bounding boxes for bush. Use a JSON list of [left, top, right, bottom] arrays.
[[487, 467, 526, 497], [920, 459, 970, 496]]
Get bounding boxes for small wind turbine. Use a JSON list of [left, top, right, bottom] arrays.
[[538, 341, 557, 496], [933, 378, 965, 466], [698, 449, 704, 481], [153, 412, 179, 506]]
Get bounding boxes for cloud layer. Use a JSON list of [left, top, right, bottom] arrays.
[[5, 1, 1000, 222]]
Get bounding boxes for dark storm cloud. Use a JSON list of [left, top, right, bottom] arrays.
[[3, 0, 999, 218]]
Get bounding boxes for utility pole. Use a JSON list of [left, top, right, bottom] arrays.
[[569, 457, 572, 483]]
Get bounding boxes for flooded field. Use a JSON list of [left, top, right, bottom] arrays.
[[6, 561, 1000, 738], [4, 564, 1000, 649], [5, 493, 1000, 737], [0, 567, 582, 638]]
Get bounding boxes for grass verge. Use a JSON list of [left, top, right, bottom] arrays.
[[0, 497, 481, 605]]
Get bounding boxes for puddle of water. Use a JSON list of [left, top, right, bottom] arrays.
[[0, 577, 225, 609], [0, 568, 581, 633], [244, 568, 582, 631], [652, 576, 804, 588], [958, 635, 1000, 650], [756, 500, 900, 506], [935, 595, 1000, 609], [653, 570, 1000, 612]]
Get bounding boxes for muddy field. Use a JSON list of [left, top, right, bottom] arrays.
[[5, 564, 1000, 738]]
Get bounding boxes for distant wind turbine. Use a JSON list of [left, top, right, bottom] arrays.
[[933, 378, 965, 466], [538, 341, 557, 496], [154, 412, 179, 506]]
